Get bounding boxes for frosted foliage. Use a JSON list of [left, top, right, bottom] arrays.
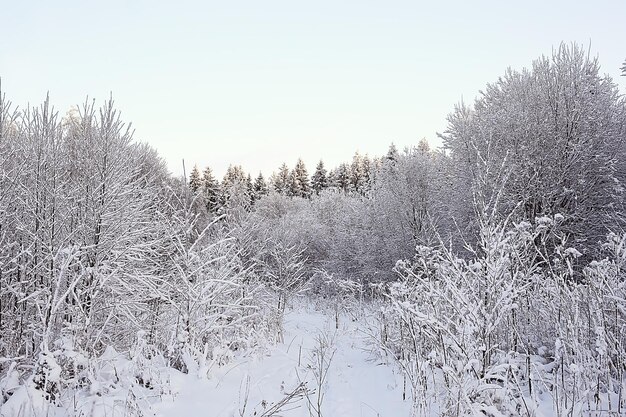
[[0, 95, 274, 414], [378, 216, 626, 416], [2, 43, 626, 417]]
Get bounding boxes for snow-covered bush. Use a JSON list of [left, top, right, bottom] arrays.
[[0, 96, 278, 414], [377, 215, 626, 416]]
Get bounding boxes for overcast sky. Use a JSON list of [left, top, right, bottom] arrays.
[[2, 0, 625, 178]]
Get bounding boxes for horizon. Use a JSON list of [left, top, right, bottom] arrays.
[[1, 0, 625, 179]]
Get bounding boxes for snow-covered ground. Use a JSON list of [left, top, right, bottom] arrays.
[[0, 305, 409, 417], [155, 306, 409, 417]]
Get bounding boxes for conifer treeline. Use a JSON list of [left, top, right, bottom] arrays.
[[187, 150, 390, 213]]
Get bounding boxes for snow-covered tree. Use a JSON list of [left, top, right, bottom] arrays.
[[188, 165, 202, 192], [272, 163, 291, 195], [331, 163, 350, 193], [253, 172, 269, 200], [289, 158, 311, 198], [385, 143, 399, 163], [0, 93, 276, 406], [311, 160, 328, 195], [156, 186, 264, 375], [202, 166, 220, 213], [349, 152, 372, 195], [441, 43, 626, 259], [220, 165, 252, 218], [260, 240, 308, 318], [369, 146, 449, 265]]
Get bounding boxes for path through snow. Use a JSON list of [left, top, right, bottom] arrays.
[[155, 306, 410, 417]]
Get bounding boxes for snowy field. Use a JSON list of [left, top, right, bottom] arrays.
[[2, 43, 626, 417], [1, 305, 411, 417]]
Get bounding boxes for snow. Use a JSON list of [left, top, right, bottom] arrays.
[[0, 305, 409, 417], [2, 301, 622, 416], [154, 306, 410, 417]]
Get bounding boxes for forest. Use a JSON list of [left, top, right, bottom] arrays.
[[1, 44, 626, 417]]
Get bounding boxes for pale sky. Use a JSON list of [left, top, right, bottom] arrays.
[[2, 0, 625, 178]]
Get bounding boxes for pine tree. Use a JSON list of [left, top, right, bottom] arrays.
[[311, 160, 328, 195], [366, 156, 381, 188], [202, 166, 220, 213], [189, 165, 202, 192]]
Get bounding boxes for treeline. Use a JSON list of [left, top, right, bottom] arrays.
[[182, 139, 446, 284], [187, 150, 383, 214]]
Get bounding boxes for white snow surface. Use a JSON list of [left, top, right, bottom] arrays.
[[156, 307, 409, 417], [1, 306, 409, 417]]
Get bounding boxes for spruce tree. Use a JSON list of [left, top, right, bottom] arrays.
[[273, 163, 290, 195], [254, 172, 269, 198], [202, 166, 220, 213], [189, 165, 202, 192], [327, 168, 337, 188], [334, 163, 351, 193], [246, 174, 254, 205], [291, 158, 310, 198], [222, 164, 247, 186], [417, 138, 430, 154], [350, 152, 367, 194], [311, 160, 328, 195], [220, 165, 249, 212], [361, 154, 372, 193], [386, 143, 399, 163], [287, 170, 298, 197]]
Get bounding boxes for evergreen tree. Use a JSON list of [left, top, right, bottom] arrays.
[[327, 168, 337, 189], [334, 163, 351, 193], [311, 160, 328, 195], [386, 143, 399, 163], [273, 163, 290, 195], [361, 154, 372, 193], [253, 172, 269, 198], [381, 144, 400, 179], [246, 174, 254, 205], [366, 156, 382, 188], [417, 138, 430, 154], [222, 164, 247, 186], [202, 166, 220, 213], [220, 165, 250, 213], [287, 170, 298, 197], [350, 152, 367, 194], [291, 158, 311, 198], [189, 165, 202, 192]]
